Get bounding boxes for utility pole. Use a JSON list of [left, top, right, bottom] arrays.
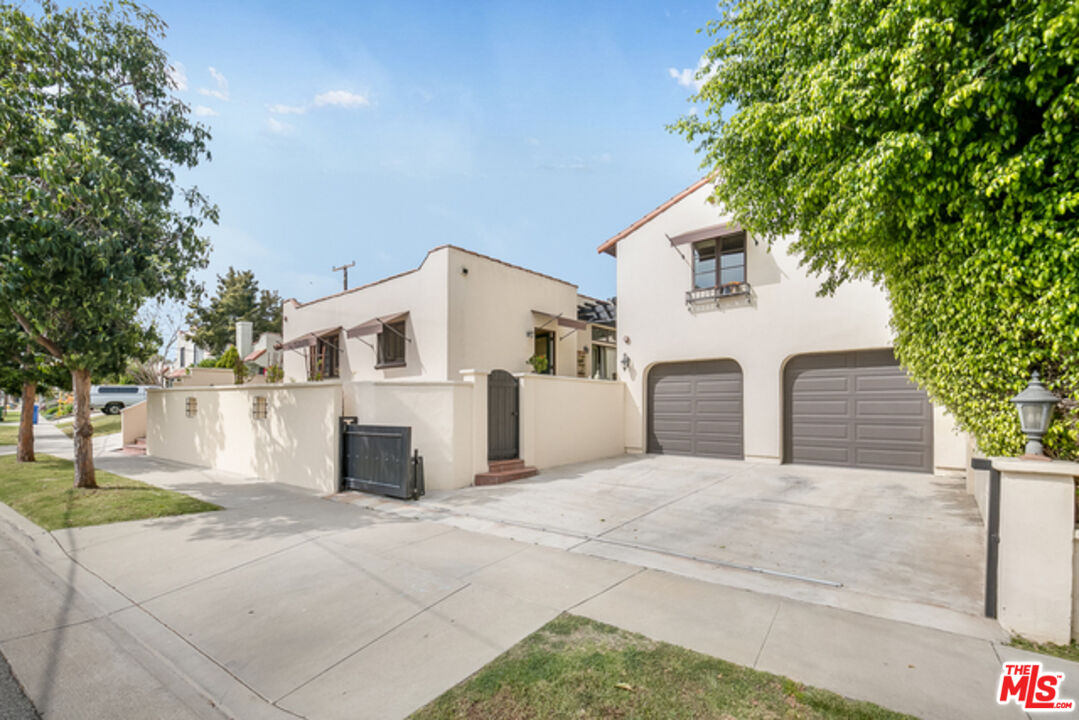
[[332, 261, 356, 292]]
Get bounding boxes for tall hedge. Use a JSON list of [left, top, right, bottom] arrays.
[[675, 0, 1079, 458]]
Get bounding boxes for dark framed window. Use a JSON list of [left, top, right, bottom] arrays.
[[252, 396, 268, 420], [693, 232, 746, 289], [376, 320, 406, 368], [185, 397, 198, 417], [308, 332, 340, 380]]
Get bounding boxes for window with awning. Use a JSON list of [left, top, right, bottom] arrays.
[[345, 312, 410, 369]]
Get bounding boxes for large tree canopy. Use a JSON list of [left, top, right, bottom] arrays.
[[675, 0, 1079, 458], [0, 1, 216, 485], [186, 267, 282, 356]]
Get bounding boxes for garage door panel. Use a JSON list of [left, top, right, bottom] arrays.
[[855, 375, 922, 392], [791, 422, 850, 440], [648, 360, 743, 460], [792, 445, 851, 464], [856, 424, 929, 442], [791, 399, 850, 416], [856, 448, 930, 469], [786, 350, 932, 473], [695, 378, 741, 394], [793, 376, 851, 393], [855, 399, 929, 416]]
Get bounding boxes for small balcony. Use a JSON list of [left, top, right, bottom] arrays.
[[685, 281, 752, 307]]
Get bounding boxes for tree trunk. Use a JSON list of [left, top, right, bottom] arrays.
[[71, 368, 96, 489], [16, 381, 35, 463]]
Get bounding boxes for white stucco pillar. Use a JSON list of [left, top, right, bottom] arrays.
[[993, 457, 1079, 644], [460, 370, 489, 481]]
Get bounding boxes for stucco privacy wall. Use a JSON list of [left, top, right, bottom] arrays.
[[613, 182, 967, 473], [282, 250, 451, 383], [445, 247, 580, 378], [518, 375, 625, 470], [342, 381, 475, 491], [146, 383, 341, 494]]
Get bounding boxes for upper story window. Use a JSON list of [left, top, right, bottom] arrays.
[[309, 331, 340, 380], [693, 232, 746, 290], [376, 320, 407, 368]]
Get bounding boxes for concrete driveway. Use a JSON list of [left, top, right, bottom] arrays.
[[1, 449, 1025, 720], [416, 454, 987, 630]]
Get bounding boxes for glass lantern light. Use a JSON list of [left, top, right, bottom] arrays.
[[1010, 370, 1058, 457]]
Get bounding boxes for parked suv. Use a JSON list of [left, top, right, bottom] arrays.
[[89, 385, 149, 415]]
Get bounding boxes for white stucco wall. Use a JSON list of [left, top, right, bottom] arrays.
[[282, 251, 450, 383], [342, 380, 475, 491], [517, 374, 625, 470], [445, 246, 581, 377], [146, 383, 341, 494], [612, 182, 967, 473]]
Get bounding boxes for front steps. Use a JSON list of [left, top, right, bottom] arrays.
[[474, 458, 538, 486], [122, 436, 147, 456]]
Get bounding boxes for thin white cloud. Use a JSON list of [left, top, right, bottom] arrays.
[[525, 136, 540, 147], [268, 103, 307, 115], [267, 117, 293, 134], [668, 56, 715, 92], [167, 62, 188, 91], [199, 66, 230, 101], [193, 105, 218, 117], [314, 90, 370, 108]]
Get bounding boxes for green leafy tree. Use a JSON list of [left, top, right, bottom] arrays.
[[0, 323, 70, 462], [0, 2, 216, 487], [186, 268, 282, 356], [214, 346, 247, 384], [674, 0, 1079, 458]]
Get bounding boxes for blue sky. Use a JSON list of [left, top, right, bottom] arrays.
[[149, 0, 721, 304]]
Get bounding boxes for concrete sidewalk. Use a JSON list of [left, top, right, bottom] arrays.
[[0, 452, 1071, 719]]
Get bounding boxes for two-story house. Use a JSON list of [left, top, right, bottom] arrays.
[[599, 179, 966, 476]]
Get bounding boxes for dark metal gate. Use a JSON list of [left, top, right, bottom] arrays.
[[487, 370, 519, 461], [340, 417, 425, 500]]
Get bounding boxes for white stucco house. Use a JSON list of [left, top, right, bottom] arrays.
[[173, 329, 212, 369], [278, 245, 612, 385], [599, 179, 967, 476]]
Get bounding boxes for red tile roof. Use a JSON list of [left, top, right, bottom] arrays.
[[596, 178, 710, 256]]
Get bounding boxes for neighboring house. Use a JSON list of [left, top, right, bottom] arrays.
[[280, 245, 605, 384], [236, 321, 282, 375], [173, 329, 212, 369], [598, 179, 967, 476]]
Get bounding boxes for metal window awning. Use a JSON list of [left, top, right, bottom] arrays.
[[346, 312, 410, 339], [278, 325, 343, 351], [532, 310, 587, 331], [668, 222, 743, 247]]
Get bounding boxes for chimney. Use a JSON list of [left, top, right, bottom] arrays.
[[236, 321, 253, 360]]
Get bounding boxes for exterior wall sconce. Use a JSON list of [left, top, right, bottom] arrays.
[[621, 353, 631, 371], [1011, 370, 1058, 458], [526, 329, 534, 338]]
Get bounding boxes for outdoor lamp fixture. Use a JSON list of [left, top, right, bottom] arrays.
[[1010, 370, 1059, 458], [621, 353, 631, 372]]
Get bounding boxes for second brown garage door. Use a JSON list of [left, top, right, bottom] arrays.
[[648, 360, 743, 459], [784, 349, 933, 473]]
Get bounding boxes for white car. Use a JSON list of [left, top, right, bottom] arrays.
[[89, 385, 150, 415]]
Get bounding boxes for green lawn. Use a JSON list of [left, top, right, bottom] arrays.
[[57, 414, 122, 438], [1010, 636, 1079, 664], [0, 423, 16, 446], [0, 454, 220, 530], [410, 614, 913, 720]]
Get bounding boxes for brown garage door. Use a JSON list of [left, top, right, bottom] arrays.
[[784, 349, 932, 472], [648, 360, 743, 459]]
